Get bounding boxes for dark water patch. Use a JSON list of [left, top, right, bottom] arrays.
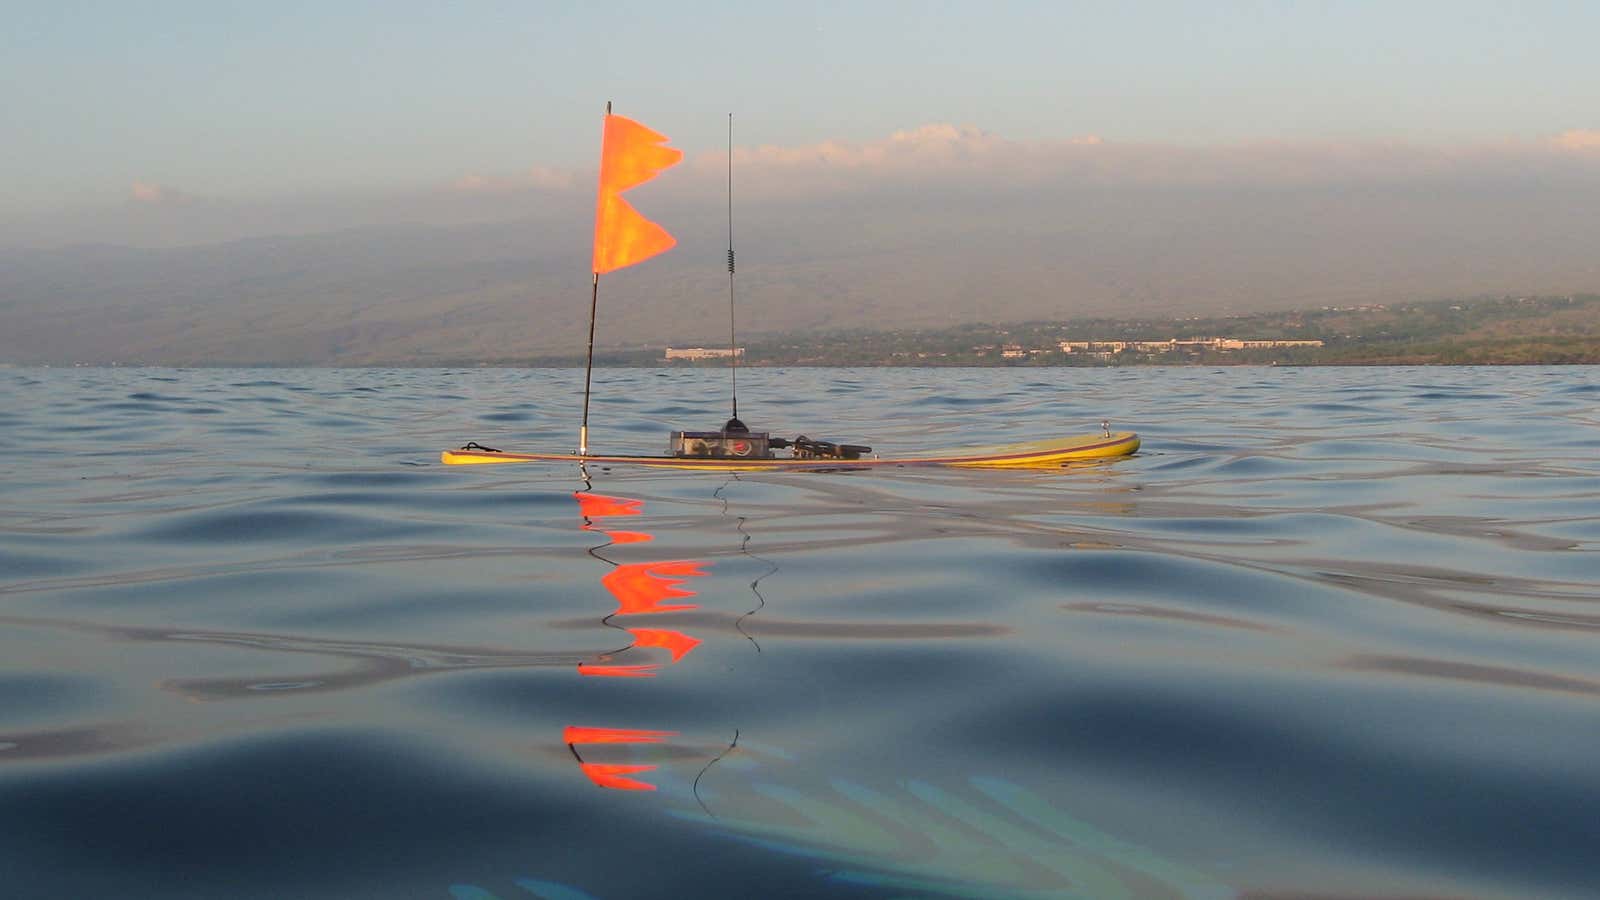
[[0, 674, 111, 726], [133, 506, 433, 544], [278, 489, 447, 509], [1125, 512, 1332, 540], [0, 722, 148, 762], [1143, 437, 1235, 452], [643, 404, 706, 416], [1344, 653, 1600, 698], [48, 568, 364, 613], [0, 549, 90, 578], [1301, 401, 1367, 412], [1062, 601, 1284, 634], [416, 667, 758, 730], [770, 545, 1042, 619], [908, 395, 991, 407], [160, 645, 584, 703], [228, 392, 291, 406], [1210, 455, 1317, 476], [1411, 390, 1506, 401], [612, 421, 665, 434], [37, 419, 157, 435], [1536, 518, 1600, 542], [250, 586, 546, 631], [0, 731, 601, 898], [306, 470, 431, 488], [1014, 550, 1380, 631], [293, 488, 591, 516], [948, 679, 1600, 899], [1296, 437, 1470, 460], [87, 400, 175, 412], [419, 640, 1004, 732]]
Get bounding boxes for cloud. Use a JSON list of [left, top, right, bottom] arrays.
[[1553, 129, 1600, 151], [16, 124, 1599, 252], [688, 123, 1062, 183], [664, 124, 1600, 199], [450, 123, 1600, 207], [128, 181, 192, 205], [450, 174, 496, 192]]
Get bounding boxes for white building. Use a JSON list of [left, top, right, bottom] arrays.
[[664, 347, 745, 361]]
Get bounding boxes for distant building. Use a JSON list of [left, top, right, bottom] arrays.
[[664, 347, 744, 361], [1216, 339, 1323, 349], [1059, 337, 1322, 354]]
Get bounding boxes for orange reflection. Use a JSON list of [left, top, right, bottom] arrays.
[[628, 627, 702, 662], [564, 726, 676, 745], [576, 663, 661, 678], [602, 561, 706, 616], [577, 762, 660, 791], [576, 491, 653, 545], [565, 490, 708, 789], [566, 725, 680, 791], [574, 493, 643, 518]]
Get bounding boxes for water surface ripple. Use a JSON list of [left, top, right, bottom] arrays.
[[2, 366, 1598, 899]]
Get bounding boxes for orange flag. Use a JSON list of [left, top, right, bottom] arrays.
[[592, 114, 682, 274]]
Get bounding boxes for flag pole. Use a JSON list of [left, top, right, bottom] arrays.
[[579, 101, 611, 457], [580, 270, 599, 456]]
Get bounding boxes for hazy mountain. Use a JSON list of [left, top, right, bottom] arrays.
[[6, 130, 1600, 365]]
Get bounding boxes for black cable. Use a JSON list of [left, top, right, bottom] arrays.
[[693, 728, 739, 819]]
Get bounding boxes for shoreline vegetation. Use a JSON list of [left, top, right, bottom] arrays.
[[473, 293, 1600, 369], [18, 294, 1599, 369]]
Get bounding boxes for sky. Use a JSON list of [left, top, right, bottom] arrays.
[[4, 0, 1599, 225]]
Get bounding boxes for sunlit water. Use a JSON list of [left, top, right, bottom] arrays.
[[2, 366, 1598, 899]]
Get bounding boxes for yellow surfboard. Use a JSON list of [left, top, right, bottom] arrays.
[[441, 431, 1138, 471]]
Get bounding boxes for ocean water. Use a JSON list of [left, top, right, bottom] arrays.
[[2, 365, 1598, 900]]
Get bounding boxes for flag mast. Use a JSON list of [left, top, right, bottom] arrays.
[[580, 271, 600, 456], [578, 100, 611, 457]]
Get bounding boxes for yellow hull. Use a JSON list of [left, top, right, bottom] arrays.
[[441, 431, 1139, 471]]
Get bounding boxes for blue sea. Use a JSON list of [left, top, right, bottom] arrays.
[[2, 365, 1598, 899]]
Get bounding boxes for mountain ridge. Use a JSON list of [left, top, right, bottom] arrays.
[[4, 184, 1598, 365]]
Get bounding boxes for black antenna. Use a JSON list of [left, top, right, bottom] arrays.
[[723, 112, 746, 434]]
